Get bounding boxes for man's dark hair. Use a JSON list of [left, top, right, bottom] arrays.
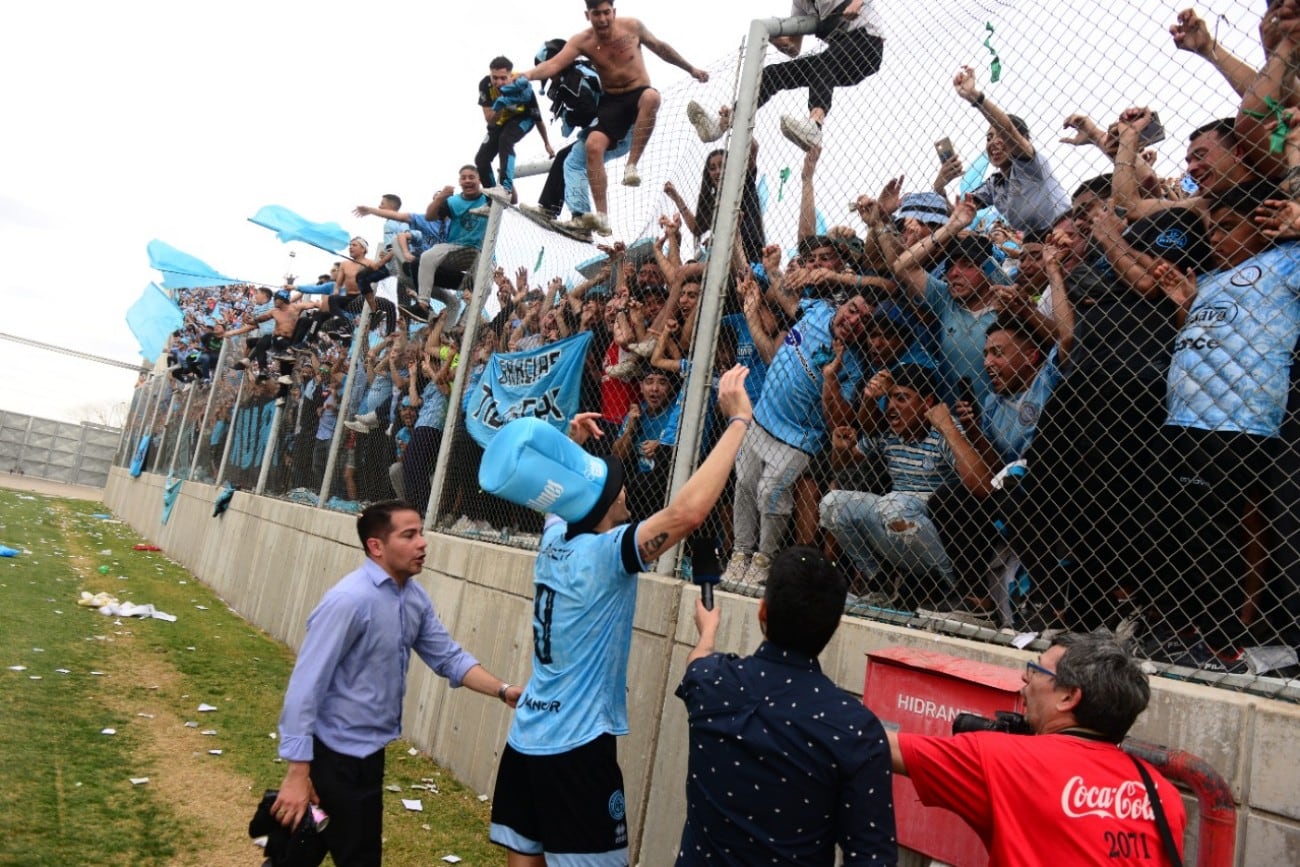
[[1189, 117, 1237, 147], [986, 319, 1047, 356], [1073, 174, 1113, 202], [459, 164, 479, 176], [382, 194, 402, 209], [1020, 228, 1049, 246], [490, 55, 513, 71], [1051, 632, 1151, 741], [357, 500, 418, 550], [763, 546, 848, 657], [585, 0, 613, 9]]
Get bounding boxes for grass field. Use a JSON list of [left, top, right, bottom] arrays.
[[0, 488, 499, 866]]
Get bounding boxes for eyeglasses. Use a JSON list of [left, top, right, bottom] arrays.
[[1025, 659, 1057, 679]]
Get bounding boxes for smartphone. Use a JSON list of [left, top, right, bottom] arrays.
[[935, 136, 956, 163], [1139, 111, 1166, 147]]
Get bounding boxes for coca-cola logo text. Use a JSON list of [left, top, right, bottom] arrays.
[[1060, 776, 1154, 821]]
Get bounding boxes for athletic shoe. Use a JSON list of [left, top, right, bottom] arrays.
[[551, 217, 594, 242], [738, 552, 771, 596], [343, 419, 374, 434], [355, 411, 379, 427], [481, 185, 512, 206], [779, 115, 822, 151], [622, 163, 641, 187], [583, 211, 613, 236], [686, 100, 724, 143], [719, 552, 751, 591]]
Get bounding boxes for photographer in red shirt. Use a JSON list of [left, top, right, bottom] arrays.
[[888, 633, 1186, 866]]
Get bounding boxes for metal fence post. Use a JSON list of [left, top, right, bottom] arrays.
[[215, 374, 247, 489], [661, 15, 818, 574], [422, 196, 507, 530], [319, 304, 372, 507], [189, 339, 231, 482], [167, 382, 197, 478]]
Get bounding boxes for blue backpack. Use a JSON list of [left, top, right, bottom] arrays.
[[534, 39, 602, 136]]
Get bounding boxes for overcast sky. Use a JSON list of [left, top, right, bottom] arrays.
[[0, 0, 1262, 424]]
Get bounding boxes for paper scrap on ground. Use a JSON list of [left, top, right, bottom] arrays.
[[442, 856, 463, 864], [407, 747, 418, 756], [1011, 632, 1037, 650], [29, 675, 41, 680], [208, 749, 223, 756], [137, 713, 154, 719], [55, 669, 70, 674], [401, 799, 423, 812], [101, 729, 116, 735], [77, 592, 177, 622], [201, 730, 217, 736], [129, 777, 150, 785], [385, 784, 402, 792], [185, 721, 198, 728], [197, 703, 217, 712], [8, 666, 26, 672]]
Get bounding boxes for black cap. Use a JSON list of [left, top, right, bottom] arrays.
[[948, 233, 993, 265], [565, 456, 625, 539], [1122, 207, 1211, 273]]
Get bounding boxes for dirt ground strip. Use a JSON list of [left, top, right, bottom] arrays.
[[0, 472, 105, 502], [56, 502, 264, 866]]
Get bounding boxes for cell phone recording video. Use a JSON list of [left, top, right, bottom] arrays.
[[935, 136, 956, 163]]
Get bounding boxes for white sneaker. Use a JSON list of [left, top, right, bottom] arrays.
[[356, 411, 379, 426], [480, 185, 512, 206], [686, 100, 724, 143], [779, 115, 822, 151], [720, 553, 751, 589], [553, 216, 595, 242], [343, 419, 373, 434], [742, 552, 772, 594], [588, 212, 612, 236], [622, 163, 641, 187]]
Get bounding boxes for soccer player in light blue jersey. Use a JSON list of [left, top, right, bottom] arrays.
[[489, 365, 754, 867]]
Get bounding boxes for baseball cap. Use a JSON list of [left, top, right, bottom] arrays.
[[894, 192, 950, 226], [1122, 207, 1211, 274]]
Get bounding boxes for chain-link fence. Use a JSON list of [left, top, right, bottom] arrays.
[[115, 0, 1300, 696]]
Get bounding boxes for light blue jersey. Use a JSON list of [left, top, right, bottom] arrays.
[[507, 518, 648, 755], [862, 427, 958, 494], [721, 312, 769, 403], [416, 380, 447, 430], [923, 274, 998, 405], [1167, 243, 1300, 438], [980, 352, 1062, 463], [754, 299, 862, 454]]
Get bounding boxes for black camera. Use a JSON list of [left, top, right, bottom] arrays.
[[951, 710, 1033, 736]]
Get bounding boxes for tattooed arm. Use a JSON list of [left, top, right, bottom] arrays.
[[634, 365, 752, 563]]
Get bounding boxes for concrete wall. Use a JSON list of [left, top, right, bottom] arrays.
[[0, 410, 119, 488], [105, 468, 1300, 866]]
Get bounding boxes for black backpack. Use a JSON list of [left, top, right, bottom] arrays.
[[534, 38, 602, 135]]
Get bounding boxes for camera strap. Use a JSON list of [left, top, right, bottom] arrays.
[[1128, 754, 1184, 867]]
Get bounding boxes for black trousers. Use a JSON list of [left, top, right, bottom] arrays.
[[305, 738, 385, 867], [757, 29, 884, 114], [475, 118, 532, 193]]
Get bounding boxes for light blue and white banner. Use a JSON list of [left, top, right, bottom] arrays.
[[466, 331, 593, 447]]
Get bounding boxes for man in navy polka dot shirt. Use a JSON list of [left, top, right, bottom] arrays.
[[675, 546, 897, 865]]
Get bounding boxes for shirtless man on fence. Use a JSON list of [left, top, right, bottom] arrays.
[[518, 0, 709, 237]]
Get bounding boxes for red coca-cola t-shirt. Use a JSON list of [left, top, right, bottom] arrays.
[[899, 732, 1186, 866]]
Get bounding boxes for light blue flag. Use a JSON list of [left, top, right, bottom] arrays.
[[129, 435, 151, 478], [161, 476, 183, 525], [960, 152, 991, 194], [147, 240, 236, 290], [814, 208, 828, 236], [126, 283, 184, 361], [465, 331, 594, 447], [757, 174, 770, 213], [249, 205, 350, 253]]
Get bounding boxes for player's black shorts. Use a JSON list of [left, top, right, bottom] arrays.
[[592, 86, 653, 147], [489, 734, 629, 865]]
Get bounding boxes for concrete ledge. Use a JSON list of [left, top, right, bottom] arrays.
[[104, 467, 1299, 866]]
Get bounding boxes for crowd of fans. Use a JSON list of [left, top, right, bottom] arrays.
[[130, 4, 1300, 678]]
